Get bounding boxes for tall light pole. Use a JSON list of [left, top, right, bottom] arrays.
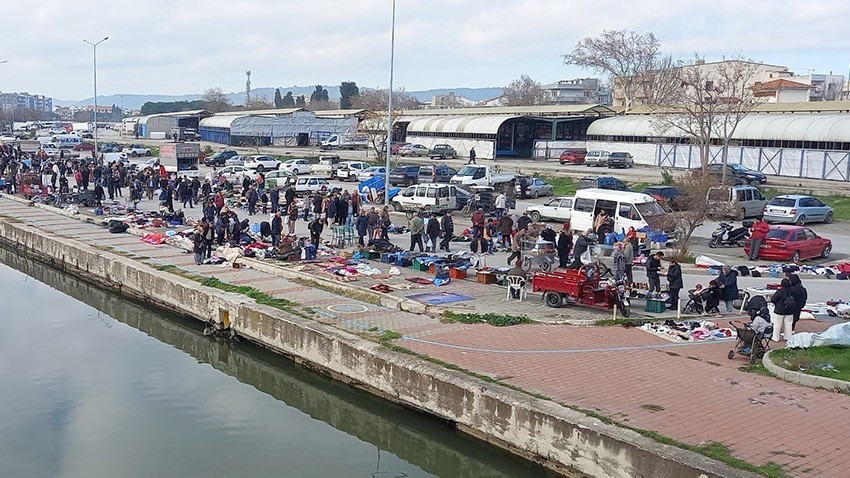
[[83, 36, 108, 158], [384, 0, 396, 206]]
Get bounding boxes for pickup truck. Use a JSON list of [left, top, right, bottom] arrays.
[[449, 165, 515, 188], [310, 155, 341, 178], [320, 134, 369, 150]]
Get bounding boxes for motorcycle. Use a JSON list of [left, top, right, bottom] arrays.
[[709, 221, 752, 248], [605, 279, 631, 318]]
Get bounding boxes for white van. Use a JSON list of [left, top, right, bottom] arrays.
[[391, 183, 459, 214], [569, 189, 668, 234], [51, 134, 82, 149]]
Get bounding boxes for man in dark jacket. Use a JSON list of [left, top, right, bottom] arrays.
[[787, 273, 808, 330], [499, 214, 514, 248], [246, 185, 259, 215], [666, 258, 683, 311], [356, 213, 369, 246], [269, 188, 280, 214], [516, 211, 532, 232], [719, 265, 739, 314], [440, 211, 454, 252], [646, 251, 664, 294], [270, 210, 283, 247], [556, 226, 573, 268], [426, 214, 442, 252], [309, 218, 324, 246], [569, 229, 593, 269]]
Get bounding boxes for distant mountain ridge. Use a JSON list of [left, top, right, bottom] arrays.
[[55, 86, 504, 110]]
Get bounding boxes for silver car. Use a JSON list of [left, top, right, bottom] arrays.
[[585, 150, 611, 167], [516, 178, 554, 198], [763, 195, 834, 225]]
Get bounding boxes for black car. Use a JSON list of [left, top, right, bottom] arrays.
[[204, 150, 238, 167], [389, 165, 421, 186], [607, 152, 634, 169], [704, 163, 766, 185], [643, 185, 687, 210], [576, 176, 632, 192]]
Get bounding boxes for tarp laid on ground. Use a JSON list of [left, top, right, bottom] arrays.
[[787, 322, 850, 349]]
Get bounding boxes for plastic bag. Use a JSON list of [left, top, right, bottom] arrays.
[[580, 250, 592, 264], [388, 266, 401, 275]]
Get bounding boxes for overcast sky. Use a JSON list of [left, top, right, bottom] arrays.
[[3, 0, 850, 101]]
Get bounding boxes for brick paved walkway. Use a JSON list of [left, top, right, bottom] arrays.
[[3, 196, 849, 477]]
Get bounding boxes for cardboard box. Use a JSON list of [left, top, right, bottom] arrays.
[[476, 271, 497, 284], [449, 268, 467, 279]]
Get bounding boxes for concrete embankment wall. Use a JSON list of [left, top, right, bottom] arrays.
[[0, 216, 757, 478]]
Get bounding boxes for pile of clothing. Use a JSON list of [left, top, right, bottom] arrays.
[[640, 319, 736, 342]]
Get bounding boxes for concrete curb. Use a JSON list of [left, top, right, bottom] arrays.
[[763, 349, 850, 394]]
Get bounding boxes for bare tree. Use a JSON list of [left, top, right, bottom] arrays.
[[202, 87, 233, 112], [350, 87, 420, 111], [564, 30, 663, 112], [666, 171, 734, 258], [650, 56, 764, 180], [502, 75, 550, 106], [245, 95, 273, 110]]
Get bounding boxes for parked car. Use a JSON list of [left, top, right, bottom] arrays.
[[429, 144, 457, 159], [705, 163, 767, 185], [526, 197, 574, 223], [204, 150, 238, 167], [225, 155, 247, 166], [763, 195, 834, 225], [642, 185, 687, 210], [100, 143, 121, 153], [389, 165, 421, 186], [584, 150, 611, 167], [381, 142, 409, 154], [293, 176, 330, 195], [357, 166, 387, 182], [516, 177, 554, 198], [129, 158, 158, 171], [123, 144, 152, 157], [743, 226, 831, 263], [74, 142, 95, 151], [337, 161, 372, 182], [205, 165, 257, 184], [576, 176, 632, 192], [81, 132, 94, 139], [607, 152, 634, 169], [707, 185, 767, 219], [281, 158, 312, 175], [244, 155, 280, 172], [417, 165, 457, 184], [559, 148, 587, 165], [264, 170, 297, 190], [399, 144, 429, 157]]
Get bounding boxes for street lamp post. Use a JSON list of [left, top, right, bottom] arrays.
[[83, 37, 108, 158], [384, 0, 396, 206]]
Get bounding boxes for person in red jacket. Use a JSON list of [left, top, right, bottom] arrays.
[[749, 219, 770, 260]]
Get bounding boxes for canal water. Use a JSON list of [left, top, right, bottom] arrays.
[[0, 248, 559, 478]]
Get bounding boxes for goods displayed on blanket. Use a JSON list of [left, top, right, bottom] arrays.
[[802, 300, 850, 318], [696, 255, 844, 278], [141, 233, 169, 245], [640, 319, 736, 342]]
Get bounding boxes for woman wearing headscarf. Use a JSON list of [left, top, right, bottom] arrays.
[[556, 223, 573, 269], [770, 278, 796, 342]]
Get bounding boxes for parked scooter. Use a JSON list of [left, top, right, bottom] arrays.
[[709, 220, 753, 248]]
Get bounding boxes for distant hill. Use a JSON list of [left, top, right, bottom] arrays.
[[55, 86, 504, 110]]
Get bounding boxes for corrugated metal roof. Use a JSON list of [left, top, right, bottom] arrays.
[[406, 115, 521, 135], [587, 114, 850, 142], [214, 108, 305, 116], [199, 116, 240, 129], [619, 101, 850, 115], [313, 109, 368, 117], [154, 109, 211, 117], [402, 104, 615, 117]]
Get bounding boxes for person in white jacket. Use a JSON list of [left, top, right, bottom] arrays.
[[494, 192, 506, 219]]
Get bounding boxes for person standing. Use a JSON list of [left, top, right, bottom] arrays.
[[192, 229, 205, 265], [271, 210, 283, 247], [426, 213, 441, 253], [770, 279, 796, 342], [440, 210, 454, 252], [468, 147, 476, 164], [499, 214, 514, 248], [506, 229, 526, 265], [749, 218, 770, 261], [246, 185, 258, 215], [409, 211, 425, 252], [366, 207, 378, 241], [286, 201, 298, 235], [646, 251, 664, 294], [611, 242, 626, 281], [718, 264, 739, 315], [516, 211, 532, 232], [213, 190, 225, 217], [666, 258, 683, 311], [622, 238, 635, 285], [308, 217, 324, 246], [380, 206, 391, 239], [494, 192, 506, 219], [787, 273, 808, 331], [556, 225, 573, 268], [569, 229, 593, 269], [356, 212, 369, 246], [269, 187, 280, 214]]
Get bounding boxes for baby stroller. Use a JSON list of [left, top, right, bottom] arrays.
[[727, 295, 773, 365], [683, 283, 721, 314]]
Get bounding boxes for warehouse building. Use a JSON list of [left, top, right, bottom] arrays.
[[135, 110, 212, 139], [199, 108, 359, 146]]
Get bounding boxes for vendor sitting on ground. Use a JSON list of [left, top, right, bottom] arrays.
[[507, 259, 527, 299]]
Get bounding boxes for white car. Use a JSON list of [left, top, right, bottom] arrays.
[[225, 155, 247, 166], [264, 170, 297, 189], [281, 158, 312, 175], [357, 166, 387, 182], [205, 165, 257, 184], [338, 161, 372, 181], [244, 155, 281, 172], [399, 144, 429, 157], [293, 176, 329, 195], [525, 196, 574, 223], [123, 144, 152, 157]]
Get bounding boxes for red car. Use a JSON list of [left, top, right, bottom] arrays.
[[559, 148, 587, 165], [74, 142, 95, 151], [743, 225, 831, 263]]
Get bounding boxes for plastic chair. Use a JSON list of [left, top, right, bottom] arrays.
[[506, 275, 527, 301]]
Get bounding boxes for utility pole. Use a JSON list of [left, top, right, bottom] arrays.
[[384, 0, 396, 206], [83, 36, 108, 157]]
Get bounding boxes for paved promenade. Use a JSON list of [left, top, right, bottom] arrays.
[[2, 195, 848, 477]]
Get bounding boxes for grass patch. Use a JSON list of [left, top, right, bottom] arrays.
[[155, 264, 177, 272], [442, 311, 531, 327], [199, 277, 295, 310], [378, 330, 402, 345], [541, 175, 577, 196], [770, 346, 850, 382], [739, 362, 774, 377]]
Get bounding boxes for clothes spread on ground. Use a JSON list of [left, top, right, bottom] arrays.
[[639, 319, 736, 342]]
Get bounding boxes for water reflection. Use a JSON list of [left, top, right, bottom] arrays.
[[0, 248, 557, 478]]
